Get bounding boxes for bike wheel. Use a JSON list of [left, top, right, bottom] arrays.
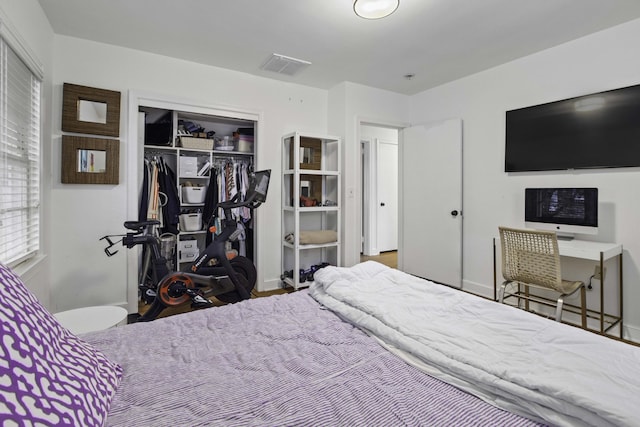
[[198, 256, 257, 303]]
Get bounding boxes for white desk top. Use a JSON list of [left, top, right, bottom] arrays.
[[54, 305, 129, 335], [557, 239, 622, 262]]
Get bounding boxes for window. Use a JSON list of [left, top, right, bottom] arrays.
[[0, 33, 42, 267]]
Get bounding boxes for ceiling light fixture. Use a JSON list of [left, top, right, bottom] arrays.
[[353, 0, 399, 19]]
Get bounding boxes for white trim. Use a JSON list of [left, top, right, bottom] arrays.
[[0, 6, 44, 79], [462, 279, 493, 299], [624, 323, 640, 343]]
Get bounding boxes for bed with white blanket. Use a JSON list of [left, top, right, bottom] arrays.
[[2, 261, 639, 426]]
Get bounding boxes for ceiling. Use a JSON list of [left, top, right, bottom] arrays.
[[37, 0, 640, 95]]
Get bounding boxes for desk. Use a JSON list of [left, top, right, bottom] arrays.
[[54, 305, 129, 335], [493, 238, 623, 337]]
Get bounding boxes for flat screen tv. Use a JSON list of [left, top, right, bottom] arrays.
[[524, 188, 598, 237], [505, 84, 640, 172]]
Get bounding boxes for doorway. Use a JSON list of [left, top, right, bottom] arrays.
[[356, 118, 463, 289], [360, 124, 399, 260]]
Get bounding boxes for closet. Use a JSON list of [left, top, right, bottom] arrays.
[[139, 106, 257, 273]]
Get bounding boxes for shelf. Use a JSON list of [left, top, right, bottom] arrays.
[[212, 149, 253, 156], [283, 169, 339, 176], [281, 132, 341, 290], [283, 206, 339, 213], [177, 147, 214, 154], [283, 241, 339, 250], [143, 144, 174, 150], [281, 277, 312, 289]]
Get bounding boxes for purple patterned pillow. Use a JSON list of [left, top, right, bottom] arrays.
[[0, 263, 122, 426]]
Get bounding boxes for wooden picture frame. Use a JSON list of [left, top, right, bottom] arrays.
[[61, 135, 119, 184], [62, 83, 121, 137]]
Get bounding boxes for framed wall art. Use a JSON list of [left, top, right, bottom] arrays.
[[61, 135, 119, 184], [62, 83, 121, 137]]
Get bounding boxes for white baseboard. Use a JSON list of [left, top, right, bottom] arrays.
[[258, 277, 285, 293], [624, 323, 640, 343], [462, 279, 493, 299]]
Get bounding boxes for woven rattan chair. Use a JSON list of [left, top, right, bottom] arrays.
[[498, 226, 587, 327]]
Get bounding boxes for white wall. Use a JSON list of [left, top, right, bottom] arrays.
[[49, 35, 329, 311], [409, 18, 640, 339], [0, 0, 54, 306]]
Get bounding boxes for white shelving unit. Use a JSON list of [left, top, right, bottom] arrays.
[[141, 107, 255, 271], [281, 132, 341, 289]]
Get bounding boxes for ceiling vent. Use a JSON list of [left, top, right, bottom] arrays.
[[260, 53, 311, 76]]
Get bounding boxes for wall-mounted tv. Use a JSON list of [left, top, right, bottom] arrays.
[[505, 84, 640, 172]]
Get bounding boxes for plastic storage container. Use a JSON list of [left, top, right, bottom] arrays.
[[178, 239, 200, 262], [182, 186, 207, 203], [179, 213, 203, 232], [179, 156, 198, 177]]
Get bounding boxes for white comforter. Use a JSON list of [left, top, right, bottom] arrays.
[[310, 261, 640, 427]]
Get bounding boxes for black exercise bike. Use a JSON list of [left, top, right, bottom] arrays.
[[101, 169, 270, 321]]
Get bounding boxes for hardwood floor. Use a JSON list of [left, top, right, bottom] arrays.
[[136, 287, 291, 321], [135, 254, 398, 322], [360, 250, 397, 268]]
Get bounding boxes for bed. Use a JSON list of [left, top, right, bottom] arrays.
[[2, 261, 639, 426]]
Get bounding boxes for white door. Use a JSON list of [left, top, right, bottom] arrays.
[[399, 119, 463, 288], [377, 140, 398, 252]]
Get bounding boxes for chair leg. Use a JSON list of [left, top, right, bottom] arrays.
[[498, 282, 507, 303], [580, 286, 587, 329], [555, 297, 564, 322], [524, 285, 530, 311]]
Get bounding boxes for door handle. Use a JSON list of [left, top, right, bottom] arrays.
[[451, 210, 459, 217], [380, 202, 386, 206]]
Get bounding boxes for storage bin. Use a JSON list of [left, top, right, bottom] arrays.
[[178, 239, 200, 262], [179, 213, 203, 232], [237, 135, 254, 153], [178, 249, 199, 263], [182, 186, 207, 203], [179, 156, 198, 177], [179, 136, 213, 150]]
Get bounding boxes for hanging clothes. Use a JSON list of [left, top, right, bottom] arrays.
[[204, 157, 253, 253], [157, 158, 180, 234], [203, 166, 219, 246], [141, 156, 180, 234], [139, 159, 151, 222], [147, 161, 161, 224]]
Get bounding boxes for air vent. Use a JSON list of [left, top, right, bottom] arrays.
[[260, 54, 311, 76]]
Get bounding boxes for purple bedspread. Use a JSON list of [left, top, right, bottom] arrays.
[[84, 291, 543, 426]]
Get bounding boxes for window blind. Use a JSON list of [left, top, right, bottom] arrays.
[[0, 38, 41, 266]]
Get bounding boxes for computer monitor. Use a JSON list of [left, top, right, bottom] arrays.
[[524, 188, 598, 239]]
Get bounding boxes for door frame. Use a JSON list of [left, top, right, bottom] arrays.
[[355, 117, 409, 263], [126, 91, 264, 312], [361, 137, 399, 256]]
